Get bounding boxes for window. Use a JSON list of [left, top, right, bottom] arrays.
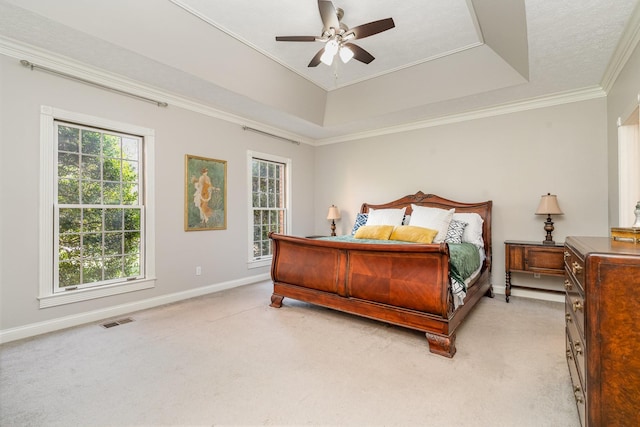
[[248, 151, 291, 267], [618, 106, 640, 226], [55, 122, 143, 290], [39, 106, 155, 307]]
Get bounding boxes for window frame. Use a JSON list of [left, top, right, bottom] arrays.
[[618, 105, 640, 226], [247, 151, 292, 268], [39, 106, 156, 308]]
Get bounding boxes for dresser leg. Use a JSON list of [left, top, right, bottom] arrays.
[[505, 271, 511, 302]]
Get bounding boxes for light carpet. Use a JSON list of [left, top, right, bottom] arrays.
[[0, 281, 580, 426]]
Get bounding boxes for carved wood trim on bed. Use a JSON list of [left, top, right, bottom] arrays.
[[269, 191, 493, 357]]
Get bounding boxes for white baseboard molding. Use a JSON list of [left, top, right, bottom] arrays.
[[493, 284, 565, 303], [0, 273, 270, 345]]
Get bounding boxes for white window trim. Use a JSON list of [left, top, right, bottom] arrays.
[[39, 106, 156, 308], [247, 150, 292, 269], [618, 105, 640, 226]]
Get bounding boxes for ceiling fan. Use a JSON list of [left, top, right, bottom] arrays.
[[275, 0, 395, 67]]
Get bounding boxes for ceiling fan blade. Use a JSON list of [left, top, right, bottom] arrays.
[[344, 43, 375, 64], [349, 17, 395, 40], [275, 36, 317, 42], [308, 48, 325, 67], [318, 0, 340, 31]]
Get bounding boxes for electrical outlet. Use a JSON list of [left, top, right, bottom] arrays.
[[196, 266, 202, 276]]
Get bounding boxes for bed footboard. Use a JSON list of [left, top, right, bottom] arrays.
[[269, 233, 489, 357], [268, 192, 493, 358]]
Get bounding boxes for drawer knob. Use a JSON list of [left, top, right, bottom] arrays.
[[564, 251, 570, 259], [572, 299, 583, 312], [574, 341, 583, 355], [564, 279, 573, 290], [574, 386, 584, 403], [572, 262, 583, 274], [565, 313, 572, 323], [566, 349, 573, 360]]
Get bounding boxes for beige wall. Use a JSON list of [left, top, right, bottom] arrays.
[[3, 32, 640, 338], [0, 54, 315, 334], [313, 99, 609, 296]]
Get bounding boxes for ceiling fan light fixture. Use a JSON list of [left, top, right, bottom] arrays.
[[320, 38, 339, 65], [325, 39, 339, 55], [275, 1, 394, 68], [339, 45, 354, 63], [320, 49, 334, 66]]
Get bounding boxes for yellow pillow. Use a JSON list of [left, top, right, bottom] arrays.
[[389, 225, 438, 244], [354, 225, 394, 240]]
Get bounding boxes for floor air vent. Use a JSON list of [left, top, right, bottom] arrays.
[[100, 317, 134, 329]]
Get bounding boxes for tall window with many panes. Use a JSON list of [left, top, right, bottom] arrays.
[[55, 121, 144, 291], [39, 106, 155, 308], [250, 155, 289, 262]]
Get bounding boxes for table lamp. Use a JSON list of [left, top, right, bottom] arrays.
[[535, 193, 563, 245], [327, 205, 340, 236]]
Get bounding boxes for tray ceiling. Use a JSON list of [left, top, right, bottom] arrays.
[[0, 0, 638, 142]]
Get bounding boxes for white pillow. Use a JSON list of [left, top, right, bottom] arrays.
[[408, 205, 455, 243], [365, 207, 406, 226], [452, 212, 484, 249]]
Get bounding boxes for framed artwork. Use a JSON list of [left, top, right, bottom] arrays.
[[185, 154, 227, 231]]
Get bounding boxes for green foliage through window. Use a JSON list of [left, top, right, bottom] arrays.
[[251, 158, 285, 259], [55, 122, 143, 290]]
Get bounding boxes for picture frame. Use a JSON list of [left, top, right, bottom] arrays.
[[185, 154, 227, 231]]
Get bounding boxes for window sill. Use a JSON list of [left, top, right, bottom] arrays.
[[38, 278, 156, 308], [248, 258, 271, 269]]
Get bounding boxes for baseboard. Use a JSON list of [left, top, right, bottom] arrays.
[[493, 284, 565, 303], [0, 273, 270, 344]]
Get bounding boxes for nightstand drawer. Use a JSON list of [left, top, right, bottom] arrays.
[[526, 247, 565, 274]]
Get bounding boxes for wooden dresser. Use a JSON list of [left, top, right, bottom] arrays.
[[564, 236, 640, 426]]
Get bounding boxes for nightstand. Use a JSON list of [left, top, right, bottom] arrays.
[[504, 240, 565, 302]]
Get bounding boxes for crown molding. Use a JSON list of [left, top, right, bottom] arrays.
[[601, 2, 640, 93], [0, 35, 609, 148], [0, 35, 315, 146], [315, 86, 607, 146]]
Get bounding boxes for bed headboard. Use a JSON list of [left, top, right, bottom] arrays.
[[360, 191, 492, 270]]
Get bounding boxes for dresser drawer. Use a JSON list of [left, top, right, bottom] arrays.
[[564, 247, 585, 292], [565, 305, 585, 386], [565, 287, 585, 338], [564, 236, 640, 427], [566, 333, 586, 427]]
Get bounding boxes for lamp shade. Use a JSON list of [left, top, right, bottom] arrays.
[[327, 205, 341, 220], [535, 193, 563, 215]]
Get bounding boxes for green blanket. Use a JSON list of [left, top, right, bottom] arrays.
[[448, 242, 481, 291]]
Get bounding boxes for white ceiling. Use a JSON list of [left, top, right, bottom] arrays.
[[172, 0, 486, 91], [1, 0, 638, 142]]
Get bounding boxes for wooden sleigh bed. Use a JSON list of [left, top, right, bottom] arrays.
[[268, 192, 493, 357]]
